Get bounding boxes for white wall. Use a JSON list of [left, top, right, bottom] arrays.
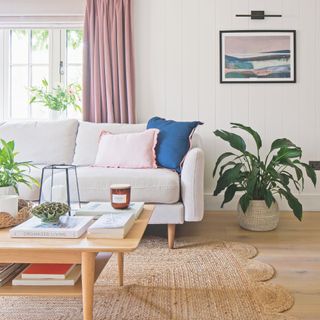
[[0, 0, 85, 27], [134, 0, 320, 211], [0, 0, 85, 16]]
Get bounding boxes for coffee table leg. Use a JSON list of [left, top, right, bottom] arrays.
[[82, 252, 96, 320], [118, 252, 124, 286]]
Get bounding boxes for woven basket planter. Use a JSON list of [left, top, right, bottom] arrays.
[[0, 199, 32, 229], [237, 200, 279, 231]]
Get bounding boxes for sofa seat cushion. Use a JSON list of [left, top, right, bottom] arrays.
[[0, 120, 79, 165], [76, 167, 180, 203], [17, 166, 180, 204]]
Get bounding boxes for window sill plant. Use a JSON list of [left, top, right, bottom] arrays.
[[212, 123, 317, 231], [29, 79, 81, 120]]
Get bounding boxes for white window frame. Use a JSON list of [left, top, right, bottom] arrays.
[[0, 28, 82, 121]]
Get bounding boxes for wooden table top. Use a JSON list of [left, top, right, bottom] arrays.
[[0, 205, 153, 253]]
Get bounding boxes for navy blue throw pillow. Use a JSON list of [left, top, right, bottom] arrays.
[[147, 117, 203, 172]]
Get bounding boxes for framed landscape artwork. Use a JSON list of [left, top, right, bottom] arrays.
[[220, 30, 296, 83]]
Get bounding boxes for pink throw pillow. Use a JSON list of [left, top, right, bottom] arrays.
[[94, 129, 159, 169]]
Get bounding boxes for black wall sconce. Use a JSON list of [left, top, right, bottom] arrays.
[[236, 10, 282, 20]]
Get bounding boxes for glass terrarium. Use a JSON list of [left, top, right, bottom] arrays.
[[39, 165, 81, 212]]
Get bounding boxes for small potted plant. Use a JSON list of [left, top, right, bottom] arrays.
[[29, 79, 81, 120], [32, 202, 70, 224], [0, 139, 38, 195], [212, 123, 317, 231]]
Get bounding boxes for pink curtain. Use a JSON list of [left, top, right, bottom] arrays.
[[82, 0, 135, 123]]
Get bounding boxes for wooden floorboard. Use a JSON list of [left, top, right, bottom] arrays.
[[174, 211, 320, 320]]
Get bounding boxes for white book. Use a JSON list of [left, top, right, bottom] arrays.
[[10, 216, 94, 239], [87, 212, 136, 239], [74, 202, 144, 219], [12, 265, 81, 286]]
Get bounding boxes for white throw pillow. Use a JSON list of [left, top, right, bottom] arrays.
[[73, 121, 146, 166], [94, 129, 159, 169]]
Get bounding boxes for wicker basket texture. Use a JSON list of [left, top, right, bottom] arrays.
[[0, 199, 32, 229], [237, 200, 279, 231]]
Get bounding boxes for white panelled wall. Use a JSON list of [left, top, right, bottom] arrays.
[[133, 0, 320, 211]]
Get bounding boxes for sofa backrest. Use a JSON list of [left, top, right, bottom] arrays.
[[0, 119, 203, 166], [0, 119, 79, 165], [73, 121, 146, 166], [74, 121, 203, 166]]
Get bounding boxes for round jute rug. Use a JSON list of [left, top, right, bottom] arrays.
[[0, 237, 296, 320]]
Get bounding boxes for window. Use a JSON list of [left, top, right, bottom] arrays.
[[0, 28, 83, 120]]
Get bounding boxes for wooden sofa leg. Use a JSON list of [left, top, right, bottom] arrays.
[[168, 224, 176, 249]]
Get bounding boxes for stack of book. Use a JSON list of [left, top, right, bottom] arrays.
[[0, 263, 26, 287], [12, 264, 81, 286], [10, 216, 94, 239], [75, 201, 144, 239], [74, 202, 144, 219], [87, 212, 136, 239]]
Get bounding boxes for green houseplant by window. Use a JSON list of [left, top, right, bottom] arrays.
[[0, 139, 38, 195], [212, 123, 317, 231], [29, 79, 81, 119]]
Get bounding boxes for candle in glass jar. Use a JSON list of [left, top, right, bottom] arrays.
[[110, 184, 131, 209], [51, 185, 67, 203]]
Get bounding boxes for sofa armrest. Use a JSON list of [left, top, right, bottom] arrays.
[[181, 147, 204, 222]]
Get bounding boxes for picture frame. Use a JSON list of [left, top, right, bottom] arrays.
[[220, 30, 296, 83]]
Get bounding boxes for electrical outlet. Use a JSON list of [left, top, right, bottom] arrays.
[[309, 161, 320, 170]]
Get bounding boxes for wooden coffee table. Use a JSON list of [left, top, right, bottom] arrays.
[[0, 205, 153, 320]]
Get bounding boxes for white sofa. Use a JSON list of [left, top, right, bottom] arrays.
[[0, 119, 205, 248]]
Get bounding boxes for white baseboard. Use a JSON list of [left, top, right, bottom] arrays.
[[204, 193, 320, 211]]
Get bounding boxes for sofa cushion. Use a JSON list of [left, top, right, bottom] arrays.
[[73, 121, 146, 166], [19, 165, 180, 204], [75, 167, 180, 203], [95, 129, 159, 169], [0, 120, 79, 165], [147, 117, 203, 172]]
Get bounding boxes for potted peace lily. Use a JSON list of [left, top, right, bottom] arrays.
[[29, 79, 81, 120], [0, 139, 38, 195], [212, 123, 317, 231]]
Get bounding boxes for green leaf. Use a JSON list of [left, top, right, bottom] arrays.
[[264, 190, 274, 208], [279, 189, 303, 221], [279, 173, 290, 186], [7, 140, 14, 152], [214, 130, 246, 153], [281, 171, 301, 190], [42, 78, 48, 87], [221, 184, 237, 207], [219, 161, 237, 176], [298, 162, 317, 187], [0, 138, 36, 191], [230, 122, 262, 150], [246, 168, 258, 197], [212, 152, 236, 178], [213, 163, 243, 196], [276, 147, 302, 160], [239, 193, 251, 213], [29, 96, 37, 104], [270, 138, 297, 152], [278, 158, 304, 185]]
